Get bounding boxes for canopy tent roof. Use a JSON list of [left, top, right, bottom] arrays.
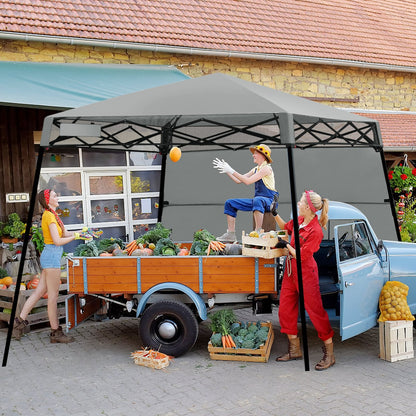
[[0, 61, 190, 109], [40, 73, 383, 152]]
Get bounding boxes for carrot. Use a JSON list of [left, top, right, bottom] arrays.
[[222, 335, 228, 348], [227, 334, 236, 348], [126, 241, 137, 249], [206, 244, 211, 256]]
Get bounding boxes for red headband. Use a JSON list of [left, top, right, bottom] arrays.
[[305, 190, 318, 213], [44, 189, 50, 205]]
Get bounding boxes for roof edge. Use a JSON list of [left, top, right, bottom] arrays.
[[1, 32, 416, 73]]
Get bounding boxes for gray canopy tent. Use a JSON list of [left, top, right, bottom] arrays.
[[3, 73, 397, 369]]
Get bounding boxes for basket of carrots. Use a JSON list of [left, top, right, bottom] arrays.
[[207, 309, 274, 363], [131, 348, 171, 370]]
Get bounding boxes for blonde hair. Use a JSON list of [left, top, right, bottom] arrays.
[[303, 191, 329, 229]]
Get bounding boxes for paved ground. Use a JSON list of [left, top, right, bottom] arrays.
[[1, 307, 415, 416]]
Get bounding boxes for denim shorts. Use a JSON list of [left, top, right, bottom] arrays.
[[40, 244, 63, 269]]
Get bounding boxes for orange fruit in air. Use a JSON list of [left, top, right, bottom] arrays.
[[169, 146, 182, 162]]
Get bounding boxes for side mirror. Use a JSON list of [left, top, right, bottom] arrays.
[[377, 240, 384, 253]]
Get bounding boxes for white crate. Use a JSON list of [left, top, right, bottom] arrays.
[[379, 320, 414, 362]]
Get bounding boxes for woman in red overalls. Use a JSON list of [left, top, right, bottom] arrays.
[[271, 190, 335, 370]]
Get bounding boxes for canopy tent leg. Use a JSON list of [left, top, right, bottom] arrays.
[[286, 146, 310, 371], [379, 149, 401, 241], [2, 147, 45, 367]]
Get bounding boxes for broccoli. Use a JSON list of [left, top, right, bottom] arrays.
[[210, 333, 222, 347], [248, 324, 259, 333], [244, 332, 256, 341], [256, 330, 269, 343], [230, 322, 241, 336], [238, 328, 249, 338], [154, 238, 179, 256], [241, 339, 255, 349]]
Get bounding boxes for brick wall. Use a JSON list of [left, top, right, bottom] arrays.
[[1, 39, 415, 112]]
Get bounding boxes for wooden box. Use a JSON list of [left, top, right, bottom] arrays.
[[208, 322, 274, 362], [0, 276, 67, 330], [242, 231, 288, 259], [379, 320, 414, 362]]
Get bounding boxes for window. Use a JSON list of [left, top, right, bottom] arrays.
[[39, 149, 162, 251], [337, 221, 373, 262]]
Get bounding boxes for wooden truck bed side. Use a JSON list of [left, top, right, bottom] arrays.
[[67, 256, 277, 295]]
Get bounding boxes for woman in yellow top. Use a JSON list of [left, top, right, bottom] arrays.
[[213, 144, 279, 243], [13, 189, 87, 342]]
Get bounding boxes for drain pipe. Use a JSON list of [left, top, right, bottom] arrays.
[[1, 32, 416, 73]]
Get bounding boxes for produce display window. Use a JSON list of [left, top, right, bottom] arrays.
[[90, 199, 125, 223], [130, 171, 161, 193], [129, 152, 162, 166], [39, 172, 82, 196], [40, 149, 80, 168], [82, 149, 127, 167], [132, 197, 159, 220], [39, 149, 162, 248], [55, 201, 83, 225], [89, 175, 124, 195]]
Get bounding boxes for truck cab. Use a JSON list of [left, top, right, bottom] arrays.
[[316, 201, 415, 340]]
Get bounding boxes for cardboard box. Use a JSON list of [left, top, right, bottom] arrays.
[[379, 320, 414, 362]]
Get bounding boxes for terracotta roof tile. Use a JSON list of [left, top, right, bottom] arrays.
[[1, 0, 416, 67], [355, 112, 416, 148]]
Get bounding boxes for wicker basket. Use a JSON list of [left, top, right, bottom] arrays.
[[131, 349, 170, 370]]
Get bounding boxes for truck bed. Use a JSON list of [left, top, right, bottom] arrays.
[[67, 255, 278, 295]]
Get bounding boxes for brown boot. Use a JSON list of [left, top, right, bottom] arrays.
[[276, 337, 302, 361], [315, 342, 335, 370], [50, 326, 74, 344], [12, 317, 29, 340]]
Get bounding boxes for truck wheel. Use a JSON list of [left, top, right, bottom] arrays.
[[139, 300, 199, 357]]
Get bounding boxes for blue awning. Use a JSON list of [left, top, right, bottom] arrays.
[[0, 61, 190, 109]]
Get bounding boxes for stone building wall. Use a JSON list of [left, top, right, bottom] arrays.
[[1, 39, 415, 112]]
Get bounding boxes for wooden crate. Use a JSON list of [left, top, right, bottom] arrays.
[[0, 278, 67, 330], [242, 231, 288, 259], [207, 322, 274, 362], [379, 320, 414, 362]]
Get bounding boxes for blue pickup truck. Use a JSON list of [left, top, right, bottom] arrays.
[[316, 201, 415, 340]]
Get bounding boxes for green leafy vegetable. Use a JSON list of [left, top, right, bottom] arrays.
[[136, 223, 172, 246], [74, 241, 99, 257], [209, 309, 236, 336], [190, 228, 217, 256]]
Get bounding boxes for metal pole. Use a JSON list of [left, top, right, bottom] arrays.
[[286, 146, 310, 371], [2, 146, 45, 367]]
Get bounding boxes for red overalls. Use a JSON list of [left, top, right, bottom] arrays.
[[278, 215, 334, 342]]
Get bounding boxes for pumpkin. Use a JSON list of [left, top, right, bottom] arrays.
[[131, 248, 153, 256], [27, 277, 40, 290], [178, 248, 189, 256], [112, 248, 127, 256], [0, 276, 13, 287], [169, 146, 182, 162], [99, 252, 113, 257]]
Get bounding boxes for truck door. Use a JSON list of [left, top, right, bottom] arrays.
[[334, 221, 388, 340]]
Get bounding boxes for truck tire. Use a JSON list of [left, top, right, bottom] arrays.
[[139, 300, 199, 357]]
